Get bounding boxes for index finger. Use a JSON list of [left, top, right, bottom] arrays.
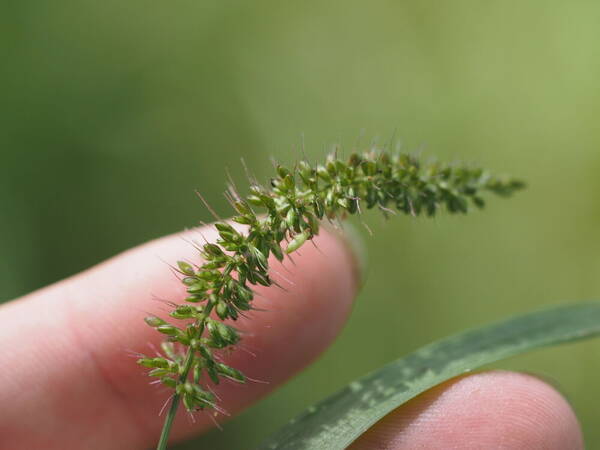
[[0, 224, 359, 449]]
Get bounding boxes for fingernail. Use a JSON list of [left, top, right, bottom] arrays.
[[322, 220, 369, 291]]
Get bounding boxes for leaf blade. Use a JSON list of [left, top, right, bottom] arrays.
[[258, 301, 600, 450]]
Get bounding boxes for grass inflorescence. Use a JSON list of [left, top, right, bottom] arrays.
[[137, 148, 524, 448]]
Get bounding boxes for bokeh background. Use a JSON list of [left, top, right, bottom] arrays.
[[3, 1, 600, 448]]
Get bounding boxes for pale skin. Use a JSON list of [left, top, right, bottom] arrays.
[[0, 225, 584, 449]]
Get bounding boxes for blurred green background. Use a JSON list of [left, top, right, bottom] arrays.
[[3, 1, 600, 448]]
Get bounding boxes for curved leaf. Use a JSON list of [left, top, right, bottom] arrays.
[[258, 302, 600, 450]]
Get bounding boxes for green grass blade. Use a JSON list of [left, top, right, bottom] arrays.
[[258, 301, 600, 450]]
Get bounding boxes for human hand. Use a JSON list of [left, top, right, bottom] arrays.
[[0, 224, 583, 449]]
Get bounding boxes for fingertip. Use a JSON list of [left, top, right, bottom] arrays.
[[127, 225, 362, 443], [350, 370, 583, 449]]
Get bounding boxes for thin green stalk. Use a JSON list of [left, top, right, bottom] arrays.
[[156, 346, 192, 450], [157, 315, 211, 449], [157, 392, 180, 450]]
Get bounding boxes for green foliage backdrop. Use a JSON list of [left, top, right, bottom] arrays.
[[2, 1, 600, 448]]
